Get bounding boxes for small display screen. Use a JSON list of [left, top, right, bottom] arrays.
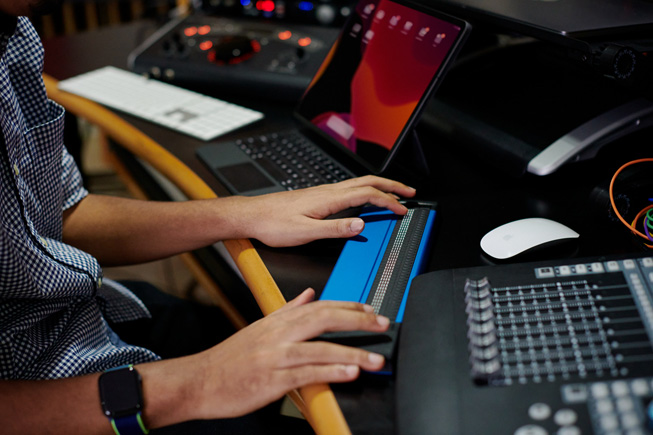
[[99, 368, 142, 416], [296, 0, 464, 171]]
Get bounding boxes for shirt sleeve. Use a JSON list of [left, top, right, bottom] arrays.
[[61, 145, 89, 211]]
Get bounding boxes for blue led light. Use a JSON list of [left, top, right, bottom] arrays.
[[298, 1, 314, 11], [240, 0, 251, 6]]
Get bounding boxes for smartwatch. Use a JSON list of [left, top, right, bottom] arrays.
[[98, 365, 148, 435]]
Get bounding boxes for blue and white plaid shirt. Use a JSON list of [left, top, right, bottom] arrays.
[[0, 16, 159, 380]]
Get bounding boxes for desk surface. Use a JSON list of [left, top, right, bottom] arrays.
[[42, 19, 651, 434]]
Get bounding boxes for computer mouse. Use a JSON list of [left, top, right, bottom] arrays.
[[480, 217, 580, 260]]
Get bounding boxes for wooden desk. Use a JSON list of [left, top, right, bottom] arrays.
[[42, 19, 651, 434]]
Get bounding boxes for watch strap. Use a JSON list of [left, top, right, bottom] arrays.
[[111, 412, 148, 435]]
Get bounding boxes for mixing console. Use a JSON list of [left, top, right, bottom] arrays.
[[397, 254, 653, 434]]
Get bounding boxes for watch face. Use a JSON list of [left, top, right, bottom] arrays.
[[99, 367, 143, 418]]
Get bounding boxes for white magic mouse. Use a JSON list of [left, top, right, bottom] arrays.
[[480, 218, 580, 260]]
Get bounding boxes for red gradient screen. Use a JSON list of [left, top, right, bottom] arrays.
[[296, 0, 463, 170]]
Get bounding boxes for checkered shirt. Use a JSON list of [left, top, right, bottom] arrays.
[[0, 16, 159, 380]]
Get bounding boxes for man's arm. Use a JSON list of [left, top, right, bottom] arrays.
[[62, 175, 416, 266], [0, 289, 389, 432]]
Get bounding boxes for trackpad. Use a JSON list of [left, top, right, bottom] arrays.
[[216, 162, 275, 193]]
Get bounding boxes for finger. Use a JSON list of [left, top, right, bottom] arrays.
[[275, 364, 362, 391], [274, 299, 374, 324], [285, 298, 375, 314], [276, 341, 386, 372], [277, 288, 316, 313], [282, 304, 390, 342], [358, 191, 409, 216], [335, 186, 409, 216], [301, 217, 365, 240], [339, 175, 416, 198]]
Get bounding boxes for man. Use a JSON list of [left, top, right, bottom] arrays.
[[0, 0, 417, 432]]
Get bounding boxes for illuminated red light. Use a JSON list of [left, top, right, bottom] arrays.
[[278, 30, 292, 40], [199, 40, 213, 51], [198, 25, 211, 35], [184, 26, 198, 37], [256, 0, 275, 12], [298, 37, 311, 47]]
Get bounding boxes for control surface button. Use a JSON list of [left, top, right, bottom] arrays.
[[616, 397, 635, 412], [595, 398, 614, 414], [554, 409, 578, 426], [621, 411, 640, 429], [537, 267, 556, 278], [612, 381, 629, 397], [631, 379, 649, 396], [600, 414, 619, 431], [529, 403, 552, 421], [514, 424, 548, 435], [575, 264, 587, 274], [561, 384, 588, 403], [591, 262, 604, 272], [591, 382, 610, 399], [559, 265, 572, 276], [557, 426, 580, 435]]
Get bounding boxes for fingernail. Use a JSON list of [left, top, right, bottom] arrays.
[[362, 304, 375, 313], [376, 315, 390, 327], [368, 353, 385, 365], [345, 365, 359, 377], [350, 219, 364, 233]]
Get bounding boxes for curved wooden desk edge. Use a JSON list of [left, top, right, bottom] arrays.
[[43, 73, 351, 435]]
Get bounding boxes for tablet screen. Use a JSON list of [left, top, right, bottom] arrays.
[[295, 0, 469, 172]]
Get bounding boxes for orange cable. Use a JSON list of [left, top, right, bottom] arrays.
[[608, 158, 653, 243]]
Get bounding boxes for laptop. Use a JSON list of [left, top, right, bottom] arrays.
[[196, 0, 471, 196]]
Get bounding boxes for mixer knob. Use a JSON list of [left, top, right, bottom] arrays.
[[316, 4, 337, 24], [208, 35, 260, 65]]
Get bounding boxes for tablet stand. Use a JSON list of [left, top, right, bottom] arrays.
[[390, 129, 431, 184]]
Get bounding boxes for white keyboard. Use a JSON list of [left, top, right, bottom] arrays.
[[58, 66, 264, 141]]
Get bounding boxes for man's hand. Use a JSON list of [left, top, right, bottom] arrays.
[[142, 289, 389, 427], [0, 289, 390, 433], [62, 175, 415, 264], [240, 175, 416, 247]]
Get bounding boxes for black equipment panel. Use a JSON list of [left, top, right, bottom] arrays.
[[128, 15, 338, 101], [397, 254, 653, 434]]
